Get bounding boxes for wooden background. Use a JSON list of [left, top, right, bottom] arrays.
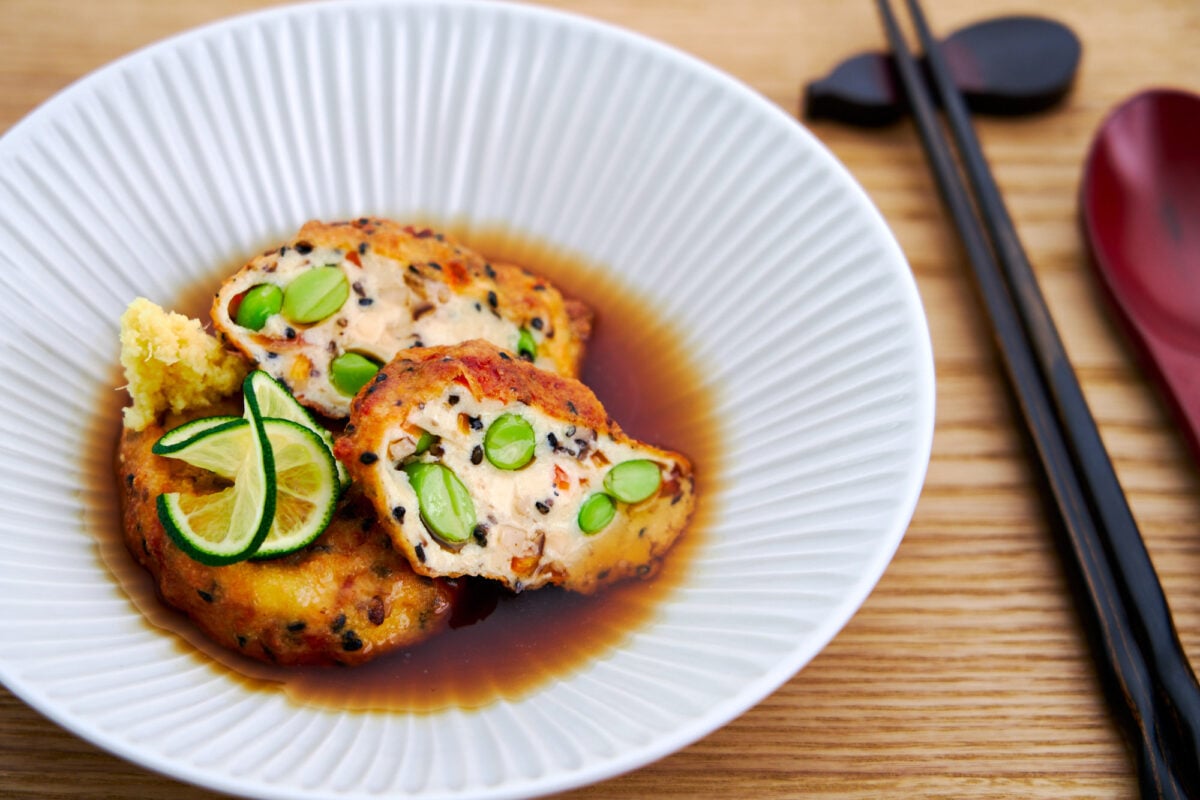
[[2, 1, 1198, 797]]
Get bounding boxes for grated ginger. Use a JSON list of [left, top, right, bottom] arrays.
[[119, 297, 250, 431]]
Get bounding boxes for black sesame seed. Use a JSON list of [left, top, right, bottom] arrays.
[[448, 394, 460, 405], [566, 401, 578, 414], [530, 317, 544, 330], [237, 635, 248, 648], [359, 452, 379, 465], [330, 614, 347, 633], [341, 630, 363, 651], [197, 589, 214, 603], [294, 241, 313, 254], [471, 445, 483, 465], [358, 242, 368, 255], [467, 415, 483, 431], [285, 327, 297, 340], [358, 297, 374, 306], [547, 432, 559, 449], [428, 261, 442, 271], [392, 506, 406, 522], [564, 425, 576, 437], [415, 543, 426, 563], [484, 264, 496, 279], [535, 501, 551, 515], [498, 351, 511, 360], [125, 473, 135, 488], [487, 290, 498, 308], [472, 525, 488, 546], [287, 621, 307, 632], [351, 280, 366, 296]]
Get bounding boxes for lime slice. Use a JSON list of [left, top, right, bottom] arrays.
[[245, 370, 349, 491], [252, 418, 338, 559], [153, 415, 241, 456], [155, 416, 336, 563], [156, 416, 275, 566], [153, 371, 340, 565]]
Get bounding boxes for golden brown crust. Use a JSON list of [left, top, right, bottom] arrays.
[[117, 401, 459, 666], [340, 339, 615, 441], [335, 341, 695, 593]]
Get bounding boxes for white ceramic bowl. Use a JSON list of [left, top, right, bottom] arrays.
[[0, 1, 934, 797]]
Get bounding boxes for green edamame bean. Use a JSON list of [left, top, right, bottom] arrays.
[[235, 284, 282, 331], [516, 328, 537, 361], [402, 462, 476, 546], [603, 459, 662, 504], [282, 266, 349, 323], [414, 429, 435, 455], [329, 352, 381, 396], [483, 413, 536, 470], [578, 492, 616, 534]]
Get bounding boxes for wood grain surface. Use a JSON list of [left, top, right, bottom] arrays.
[[2, 1, 1198, 798]]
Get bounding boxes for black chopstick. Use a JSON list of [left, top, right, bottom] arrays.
[[872, 1, 1200, 797], [901, 3, 1200, 783]]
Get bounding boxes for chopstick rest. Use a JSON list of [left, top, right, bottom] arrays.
[[805, 15, 1080, 127]]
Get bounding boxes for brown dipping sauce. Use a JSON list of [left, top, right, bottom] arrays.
[[88, 225, 722, 712]]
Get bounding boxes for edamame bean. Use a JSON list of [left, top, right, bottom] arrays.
[[577, 492, 616, 534], [516, 328, 537, 361], [414, 429, 435, 455], [282, 266, 349, 323], [235, 284, 282, 331], [603, 459, 662, 503], [329, 352, 381, 396], [483, 413, 536, 469], [402, 462, 476, 546]]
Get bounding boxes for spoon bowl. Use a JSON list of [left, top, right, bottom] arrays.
[[1081, 89, 1200, 462]]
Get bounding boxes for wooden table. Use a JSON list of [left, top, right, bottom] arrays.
[[2, 1, 1197, 797]]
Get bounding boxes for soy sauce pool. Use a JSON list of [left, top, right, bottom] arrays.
[[91, 225, 723, 712]]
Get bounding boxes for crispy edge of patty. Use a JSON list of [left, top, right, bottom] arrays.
[[335, 340, 696, 593], [210, 218, 593, 383], [116, 400, 459, 666]]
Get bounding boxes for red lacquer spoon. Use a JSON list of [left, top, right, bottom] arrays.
[[1081, 89, 1200, 464]]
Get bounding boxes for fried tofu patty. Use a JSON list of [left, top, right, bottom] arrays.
[[117, 401, 459, 666], [336, 341, 695, 594], [211, 219, 592, 419]]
